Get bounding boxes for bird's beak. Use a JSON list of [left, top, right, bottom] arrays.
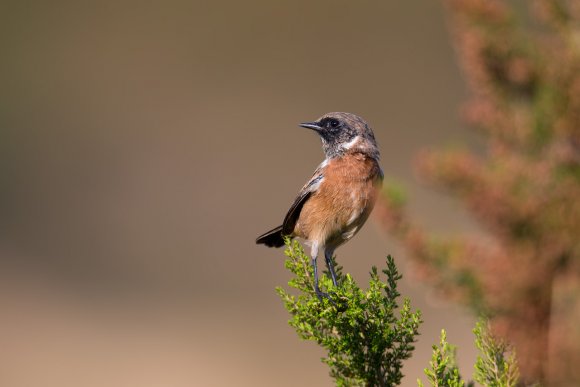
[[299, 121, 322, 131]]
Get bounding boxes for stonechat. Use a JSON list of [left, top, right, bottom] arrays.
[[256, 112, 383, 299]]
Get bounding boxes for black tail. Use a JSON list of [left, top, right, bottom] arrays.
[[256, 225, 287, 248]]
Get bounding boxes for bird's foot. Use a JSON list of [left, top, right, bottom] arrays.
[[314, 287, 336, 304], [315, 288, 330, 300]]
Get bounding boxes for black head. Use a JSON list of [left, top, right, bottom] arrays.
[[299, 112, 379, 159]]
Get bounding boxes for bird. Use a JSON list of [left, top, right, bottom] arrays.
[[256, 112, 383, 299]]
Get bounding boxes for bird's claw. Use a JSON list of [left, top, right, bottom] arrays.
[[314, 287, 336, 305]]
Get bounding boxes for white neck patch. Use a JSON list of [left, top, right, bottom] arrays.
[[342, 136, 361, 151]]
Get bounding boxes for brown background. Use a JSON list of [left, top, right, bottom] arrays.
[[1, 1, 483, 386]]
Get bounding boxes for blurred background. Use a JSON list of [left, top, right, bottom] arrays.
[[0, 0, 523, 385]]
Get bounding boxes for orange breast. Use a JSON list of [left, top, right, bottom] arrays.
[[294, 154, 382, 249]]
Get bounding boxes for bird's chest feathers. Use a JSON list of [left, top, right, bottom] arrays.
[[297, 154, 382, 245]]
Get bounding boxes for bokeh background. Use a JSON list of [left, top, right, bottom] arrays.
[[0, 1, 484, 386]]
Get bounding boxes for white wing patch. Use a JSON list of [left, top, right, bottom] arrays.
[[308, 175, 324, 192], [347, 210, 360, 226], [342, 226, 359, 240]]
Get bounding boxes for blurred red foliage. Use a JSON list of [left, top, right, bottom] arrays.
[[377, 1, 580, 384]]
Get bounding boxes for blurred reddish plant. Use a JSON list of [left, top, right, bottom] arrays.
[[377, 0, 580, 384]]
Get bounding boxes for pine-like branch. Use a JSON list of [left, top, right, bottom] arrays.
[[276, 239, 422, 386]]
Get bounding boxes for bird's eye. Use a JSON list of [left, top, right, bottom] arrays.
[[329, 119, 340, 128]]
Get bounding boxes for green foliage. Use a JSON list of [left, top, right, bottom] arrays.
[[275, 240, 524, 386], [419, 320, 520, 387], [473, 321, 519, 387], [276, 239, 422, 387], [418, 330, 469, 387]]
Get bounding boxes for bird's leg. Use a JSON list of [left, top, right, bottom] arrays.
[[310, 243, 330, 301], [324, 249, 338, 287], [311, 256, 324, 300]]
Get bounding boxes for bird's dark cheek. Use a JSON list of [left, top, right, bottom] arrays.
[[321, 127, 341, 140], [318, 131, 333, 142]]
